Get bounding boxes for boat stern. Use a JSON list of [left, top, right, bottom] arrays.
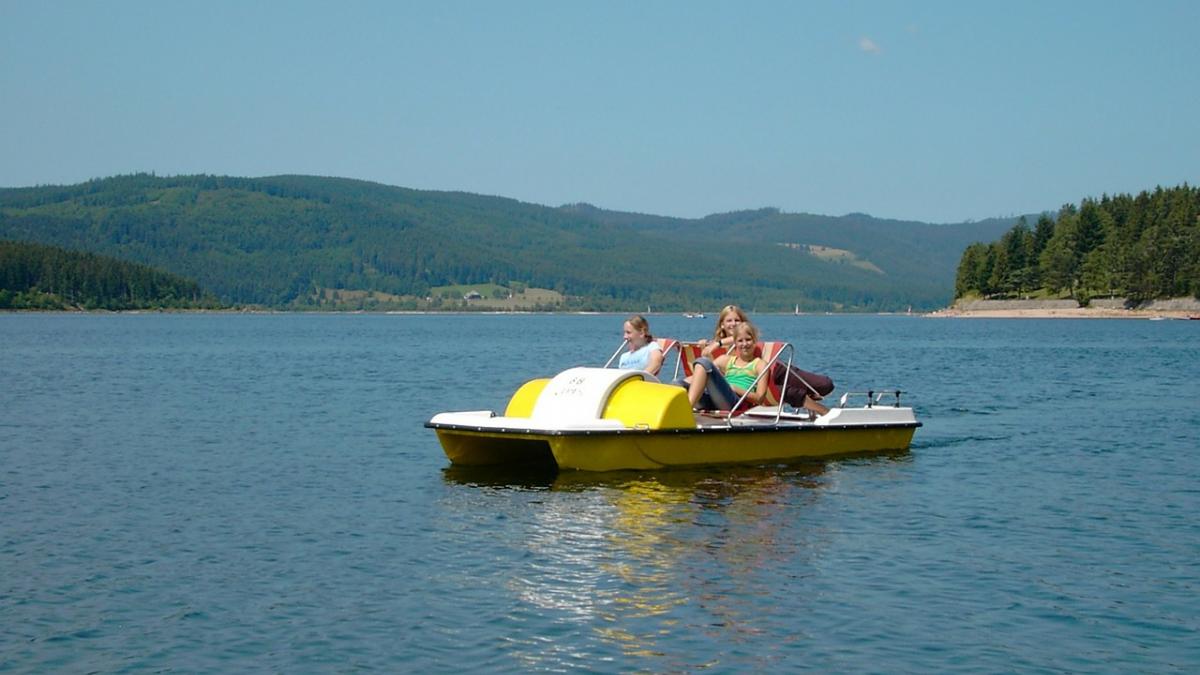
[[427, 368, 694, 469]]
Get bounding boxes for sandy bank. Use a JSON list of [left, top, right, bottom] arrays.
[[928, 297, 1200, 319]]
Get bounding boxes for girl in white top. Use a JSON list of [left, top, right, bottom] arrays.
[[617, 315, 664, 376]]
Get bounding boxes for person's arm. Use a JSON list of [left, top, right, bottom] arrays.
[[701, 336, 731, 358], [644, 346, 664, 376], [748, 360, 769, 404]]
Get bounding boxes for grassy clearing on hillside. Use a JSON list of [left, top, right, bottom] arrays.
[[777, 242, 884, 274], [308, 285, 563, 311]]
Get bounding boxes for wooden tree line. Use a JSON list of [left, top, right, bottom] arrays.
[[0, 239, 219, 310], [955, 185, 1199, 302]]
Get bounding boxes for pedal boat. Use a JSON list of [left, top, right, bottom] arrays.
[[426, 359, 921, 472]]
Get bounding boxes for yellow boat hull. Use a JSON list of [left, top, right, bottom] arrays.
[[558, 425, 917, 471], [427, 367, 920, 472], [434, 423, 917, 472]]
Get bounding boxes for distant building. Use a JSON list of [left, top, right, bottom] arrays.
[[463, 290, 482, 300]]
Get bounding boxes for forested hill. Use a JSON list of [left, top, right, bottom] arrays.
[[955, 184, 1199, 302], [566, 204, 1021, 300], [0, 174, 1017, 311], [0, 239, 219, 310]]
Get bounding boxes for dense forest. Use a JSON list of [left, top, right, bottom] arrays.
[[0, 173, 1017, 312], [954, 185, 1200, 302], [0, 239, 220, 310]]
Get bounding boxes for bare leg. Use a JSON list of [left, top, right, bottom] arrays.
[[803, 396, 830, 416]]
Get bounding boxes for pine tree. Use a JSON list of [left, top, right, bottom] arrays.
[[955, 243, 988, 297], [1039, 225, 1077, 295]]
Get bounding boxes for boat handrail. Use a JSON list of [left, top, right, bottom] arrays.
[[837, 390, 906, 408], [602, 339, 628, 369]]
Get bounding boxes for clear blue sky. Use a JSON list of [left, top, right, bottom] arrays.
[[2, 1, 1197, 223]]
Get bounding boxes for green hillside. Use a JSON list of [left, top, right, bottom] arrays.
[[0, 174, 1018, 311], [0, 239, 220, 310], [569, 204, 1021, 307]]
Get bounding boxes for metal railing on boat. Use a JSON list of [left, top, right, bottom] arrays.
[[837, 390, 907, 408]]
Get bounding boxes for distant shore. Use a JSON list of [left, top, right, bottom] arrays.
[[4, 301, 1198, 319], [928, 297, 1200, 319]]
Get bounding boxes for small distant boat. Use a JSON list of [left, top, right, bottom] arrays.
[[427, 341, 920, 472], [683, 312, 706, 319]]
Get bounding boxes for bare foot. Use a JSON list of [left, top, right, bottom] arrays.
[[804, 398, 830, 417]]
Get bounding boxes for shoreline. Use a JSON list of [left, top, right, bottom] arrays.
[[927, 307, 1197, 319], [928, 297, 1200, 319], [4, 304, 1198, 319]]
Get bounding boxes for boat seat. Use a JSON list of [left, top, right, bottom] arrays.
[[756, 341, 787, 407], [677, 342, 710, 377], [679, 341, 787, 405]]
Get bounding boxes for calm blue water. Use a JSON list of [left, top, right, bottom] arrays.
[[1, 313, 1197, 672]]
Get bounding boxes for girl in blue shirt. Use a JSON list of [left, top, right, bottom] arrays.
[[617, 315, 664, 376]]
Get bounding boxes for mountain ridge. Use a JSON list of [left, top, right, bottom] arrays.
[[0, 173, 1022, 311]]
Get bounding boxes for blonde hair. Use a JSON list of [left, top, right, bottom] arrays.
[[712, 305, 749, 340], [733, 320, 759, 342]]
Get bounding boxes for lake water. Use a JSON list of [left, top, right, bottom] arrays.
[[1, 313, 1197, 672]]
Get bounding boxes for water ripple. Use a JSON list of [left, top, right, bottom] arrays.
[[2, 314, 1198, 672]]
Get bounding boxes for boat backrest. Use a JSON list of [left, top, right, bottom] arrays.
[[756, 341, 788, 406], [679, 340, 790, 409], [677, 342, 720, 377], [679, 340, 783, 376]]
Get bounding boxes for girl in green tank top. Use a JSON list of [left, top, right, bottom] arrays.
[[678, 320, 769, 410], [714, 322, 768, 405], [724, 356, 762, 390]]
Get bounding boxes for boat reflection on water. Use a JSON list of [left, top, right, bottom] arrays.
[[439, 449, 911, 492], [440, 453, 910, 667], [440, 463, 561, 490]]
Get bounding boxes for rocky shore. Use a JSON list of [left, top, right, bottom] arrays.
[[929, 297, 1200, 319]]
